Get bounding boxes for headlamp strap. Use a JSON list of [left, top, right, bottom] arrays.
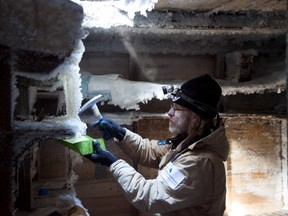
[[173, 89, 217, 114]]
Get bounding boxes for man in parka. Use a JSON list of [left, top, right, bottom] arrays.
[[86, 74, 229, 216]]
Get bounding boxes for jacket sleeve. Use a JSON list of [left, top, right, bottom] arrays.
[[109, 154, 215, 214], [118, 129, 171, 168]]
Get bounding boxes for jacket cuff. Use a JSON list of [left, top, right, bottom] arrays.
[[109, 159, 126, 172]]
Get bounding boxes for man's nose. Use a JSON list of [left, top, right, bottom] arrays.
[[167, 107, 174, 116]]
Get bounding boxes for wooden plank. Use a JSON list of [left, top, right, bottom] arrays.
[[225, 116, 284, 214], [15, 151, 32, 210], [0, 45, 13, 216], [130, 54, 215, 82], [80, 52, 130, 78], [38, 140, 69, 179], [0, 45, 11, 130]]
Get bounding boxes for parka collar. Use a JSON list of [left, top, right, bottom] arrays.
[[176, 126, 229, 161]]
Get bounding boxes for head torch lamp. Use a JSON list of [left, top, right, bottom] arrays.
[[162, 85, 175, 95]]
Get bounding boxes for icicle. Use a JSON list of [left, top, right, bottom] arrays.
[[57, 40, 85, 117]]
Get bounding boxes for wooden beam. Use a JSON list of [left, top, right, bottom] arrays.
[[0, 45, 13, 216], [15, 151, 32, 210]]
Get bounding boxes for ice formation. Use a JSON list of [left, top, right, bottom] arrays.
[[12, 39, 88, 160], [13, 40, 85, 119], [71, 0, 158, 28], [219, 69, 286, 96], [57, 40, 85, 117], [81, 72, 171, 110], [112, 0, 159, 19]]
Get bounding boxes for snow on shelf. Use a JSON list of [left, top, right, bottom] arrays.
[[220, 69, 285, 96], [12, 117, 87, 157], [13, 117, 86, 135]]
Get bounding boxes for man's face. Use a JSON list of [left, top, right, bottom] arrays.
[[168, 103, 199, 135]]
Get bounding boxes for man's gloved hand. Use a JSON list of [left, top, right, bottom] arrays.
[[86, 140, 118, 167], [98, 118, 126, 141]]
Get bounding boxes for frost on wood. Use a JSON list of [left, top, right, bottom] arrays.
[[12, 39, 87, 161], [0, 0, 84, 54], [13, 40, 85, 119], [13, 118, 87, 156], [219, 69, 286, 96], [11, 39, 89, 216], [81, 67, 286, 111]]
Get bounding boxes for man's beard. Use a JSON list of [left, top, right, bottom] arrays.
[[169, 118, 199, 135], [169, 122, 181, 135]]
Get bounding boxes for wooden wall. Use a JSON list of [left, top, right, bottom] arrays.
[[79, 52, 216, 82]]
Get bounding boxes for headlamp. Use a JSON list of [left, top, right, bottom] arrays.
[[162, 85, 175, 95]]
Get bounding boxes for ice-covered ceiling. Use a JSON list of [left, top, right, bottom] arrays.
[[0, 0, 286, 97], [0, 0, 286, 99], [0, 0, 286, 55]]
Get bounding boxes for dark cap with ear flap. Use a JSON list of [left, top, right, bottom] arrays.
[[172, 74, 222, 118]]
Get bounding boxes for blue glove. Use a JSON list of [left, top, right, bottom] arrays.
[[86, 140, 118, 167], [98, 118, 126, 141]]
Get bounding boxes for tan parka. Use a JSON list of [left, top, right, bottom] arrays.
[[109, 126, 229, 216]]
